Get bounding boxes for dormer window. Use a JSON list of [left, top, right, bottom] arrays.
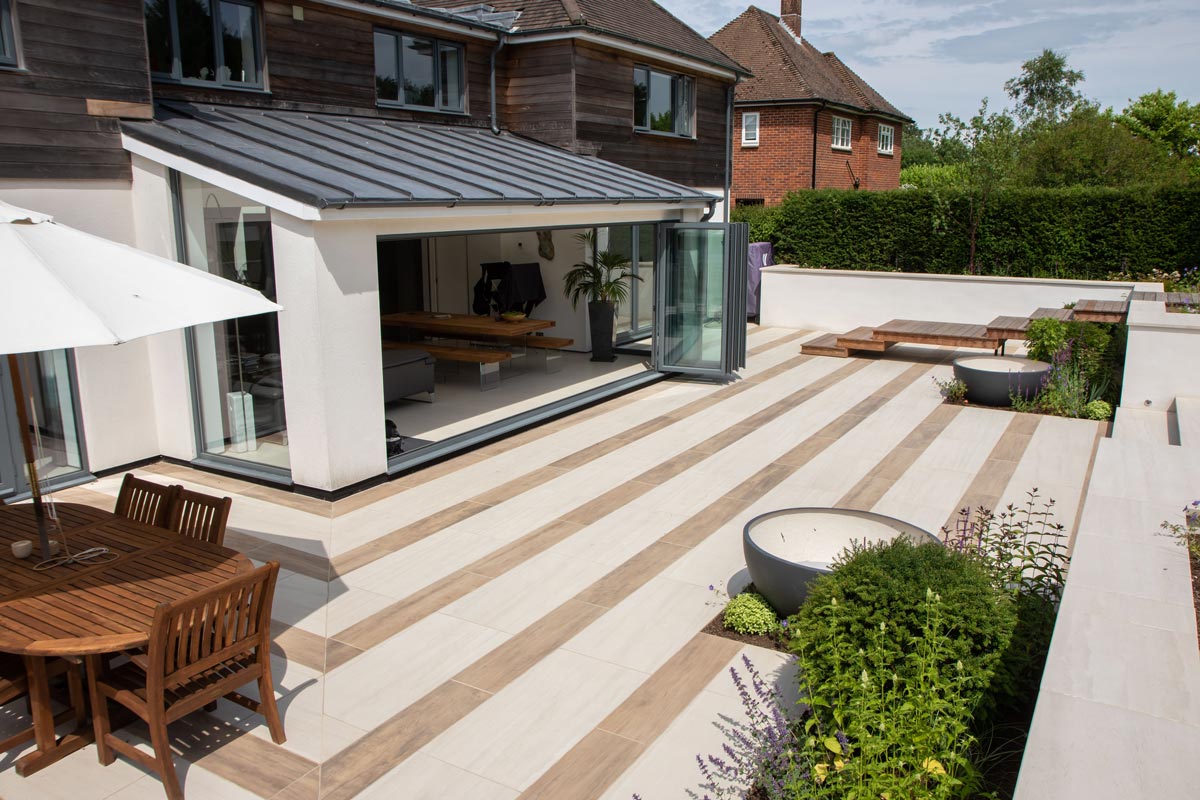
[[633, 66, 694, 137], [143, 0, 263, 89], [374, 30, 465, 113]]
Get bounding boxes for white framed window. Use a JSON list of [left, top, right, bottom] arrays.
[[741, 112, 760, 147], [878, 123, 894, 154], [831, 116, 852, 150], [0, 0, 18, 68]]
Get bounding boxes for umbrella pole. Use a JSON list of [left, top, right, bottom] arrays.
[[6, 354, 51, 560]]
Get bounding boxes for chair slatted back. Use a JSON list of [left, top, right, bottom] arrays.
[[167, 488, 233, 547], [114, 475, 178, 529], [148, 562, 279, 691]]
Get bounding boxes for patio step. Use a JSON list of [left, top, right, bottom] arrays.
[[1176, 396, 1200, 448], [837, 326, 892, 353], [985, 308, 1074, 340], [871, 319, 998, 349], [800, 332, 850, 357]]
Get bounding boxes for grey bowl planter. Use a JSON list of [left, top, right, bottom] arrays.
[[953, 355, 1050, 407], [742, 508, 940, 616]]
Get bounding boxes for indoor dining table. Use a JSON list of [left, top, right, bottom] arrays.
[[0, 501, 252, 776]]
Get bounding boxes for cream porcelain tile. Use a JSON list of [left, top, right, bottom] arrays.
[[548, 506, 692, 567], [324, 612, 510, 731], [322, 580, 399, 634], [562, 577, 716, 673], [442, 551, 613, 633], [422, 648, 647, 791], [337, 528, 500, 600], [0, 739, 147, 800], [271, 572, 331, 636], [106, 767, 264, 800], [357, 752, 519, 800], [911, 408, 1012, 473]]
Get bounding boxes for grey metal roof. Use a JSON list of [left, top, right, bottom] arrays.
[[122, 103, 715, 210]]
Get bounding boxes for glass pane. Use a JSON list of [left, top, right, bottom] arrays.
[[177, 0, 216, 82], [601, 226, 635, 336], [374, 32, 398, 101], [662, 228, 726, 371], [143, 0, 174, 74], [633, 67, 649, 128], [648, 71, 674, 132], [676, 76, 693, 136], [636, 225, 656, 332], [401, 35, 435, 107], [219, 1, 258, 85], [9, 351, 84, 483], [178, 176, 289, 472], [439, 44, 463, 111]]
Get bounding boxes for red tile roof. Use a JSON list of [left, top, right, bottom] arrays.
[[709, 6, 909, 120], [410, 0, 747, 73]]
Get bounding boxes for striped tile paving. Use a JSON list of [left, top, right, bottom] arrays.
[[1, 333, 1106, 800]]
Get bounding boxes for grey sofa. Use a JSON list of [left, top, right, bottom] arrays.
[[382, 347, 435, 403]]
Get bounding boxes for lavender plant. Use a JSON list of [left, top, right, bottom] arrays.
[[687, 655, 801, 800]]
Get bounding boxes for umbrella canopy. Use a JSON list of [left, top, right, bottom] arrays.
[[0, 199, 280, 354], [1, 199, 283, 561]]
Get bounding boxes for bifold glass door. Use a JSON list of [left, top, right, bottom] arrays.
[[653, 222, 748, 379]]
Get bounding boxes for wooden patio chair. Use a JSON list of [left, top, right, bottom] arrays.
[[0, 653, 86, 753], [114, 474, 178, 529], [86, 562, 285, 800], [166, 488, 233, 547]]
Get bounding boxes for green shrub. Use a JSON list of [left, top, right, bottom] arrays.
[[933, 376, 967, 404], [1024, 318, 1068, 363], [723, 592, 779, 636], [900, 162, 968, 190], [1085, 399, 1113, 420], [789, 539, 1016, 711]]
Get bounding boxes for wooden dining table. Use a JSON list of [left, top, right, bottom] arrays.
[[0, 502, 252, 776], [380, 310, 555, 340]]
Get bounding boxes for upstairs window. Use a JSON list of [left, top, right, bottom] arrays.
[[144, 0, 263, 89], [634, 66, 694, 137], [741, 112, 760, 147], [831, 116, 852, 150], [878, 123, 894, 154], [374, 30, 465, 112], [0, 0, 17, 68]]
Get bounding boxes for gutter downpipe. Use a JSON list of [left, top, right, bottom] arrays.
[[811, 101, 825, 189], [490, 34, 507, 135]]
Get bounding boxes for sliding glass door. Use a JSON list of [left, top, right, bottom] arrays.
[[0, 351, 87, 500]]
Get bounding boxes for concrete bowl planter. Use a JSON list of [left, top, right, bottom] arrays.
[[952, 355, 1050, 407], [742, 508, 940, 616]]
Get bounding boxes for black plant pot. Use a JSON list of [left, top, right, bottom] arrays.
[[588, 300, 616, 362]]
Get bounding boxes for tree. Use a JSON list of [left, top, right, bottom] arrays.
[[935, 99, 1020, 273], [900, 121, 969, 168], [1004, 49, 1086, 124], [1118, 90, 1200, 161], [1013, 105, 1192, 188]]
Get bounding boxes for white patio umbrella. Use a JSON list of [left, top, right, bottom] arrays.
[[0, 199, 282, 560]]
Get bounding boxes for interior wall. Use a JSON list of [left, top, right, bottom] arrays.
[[499, 229, 591, 352]]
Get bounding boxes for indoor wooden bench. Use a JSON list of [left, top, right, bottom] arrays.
[[384, 341, 510, 390], [494, 335, 575, 373]]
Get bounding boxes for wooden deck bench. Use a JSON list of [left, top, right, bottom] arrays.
[[871, 319, 1000, 351], [1072, 298, 1128, 323], [384, 341, 509, 390]]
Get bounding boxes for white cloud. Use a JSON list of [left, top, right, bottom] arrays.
[[658, 0, 1200, 128]]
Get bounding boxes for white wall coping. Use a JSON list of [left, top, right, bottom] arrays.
[[762, 265, 1139, 292]]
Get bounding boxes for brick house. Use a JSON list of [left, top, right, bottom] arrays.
[[710, 1, 911, 205]]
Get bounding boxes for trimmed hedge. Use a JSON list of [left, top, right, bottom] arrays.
[[734, 184, 1200, 279]]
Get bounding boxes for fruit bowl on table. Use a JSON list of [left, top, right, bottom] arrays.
[[500, 312, 527, 322]]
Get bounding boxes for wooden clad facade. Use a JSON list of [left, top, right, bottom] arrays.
[[0, 0, 151, 180], [0, 0, 732, 189]]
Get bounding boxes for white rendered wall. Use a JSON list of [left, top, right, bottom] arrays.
[[1121, 299, 1200, 411], [273, 216, 387, 492], [759, 268, 1135, 331], [0, 177, 163, 472], [499, 229, 591, 352]]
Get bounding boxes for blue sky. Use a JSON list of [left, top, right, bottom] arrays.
[[660, 0, 1200, 129]]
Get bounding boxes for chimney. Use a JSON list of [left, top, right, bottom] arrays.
[[781, 0, 801, 39]]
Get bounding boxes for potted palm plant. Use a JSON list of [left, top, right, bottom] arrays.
[[564, 230, 641, 362]]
